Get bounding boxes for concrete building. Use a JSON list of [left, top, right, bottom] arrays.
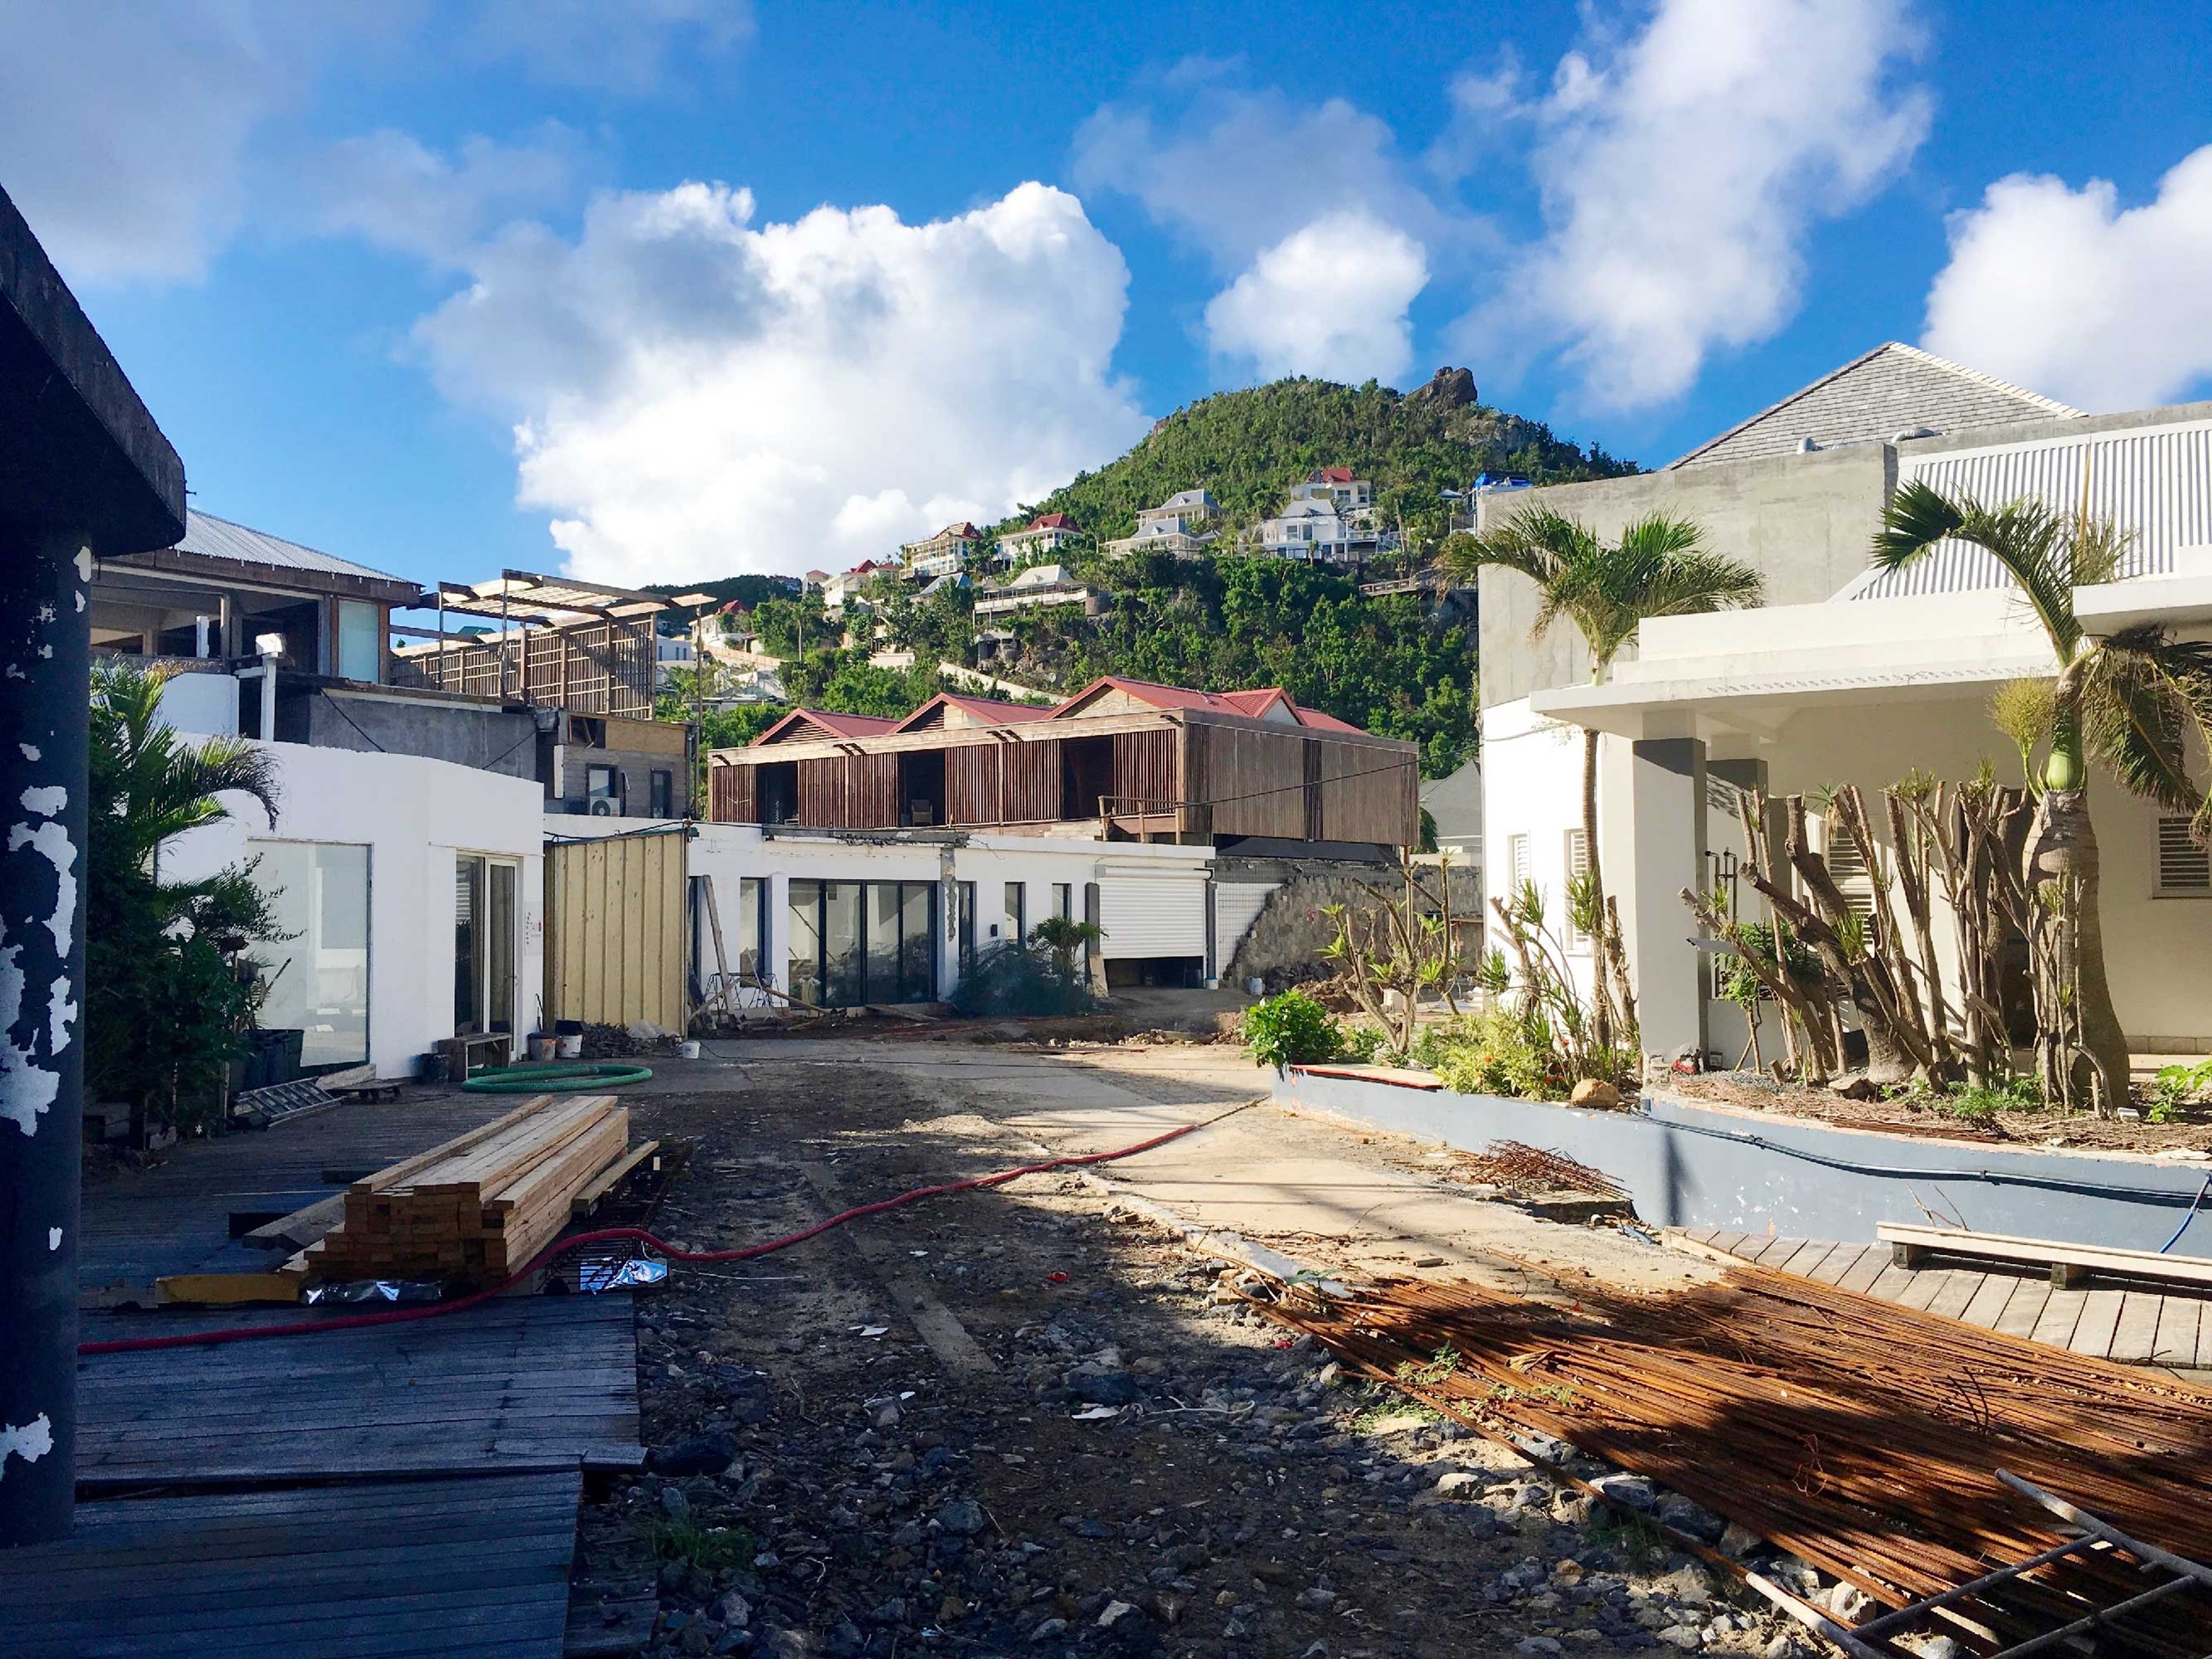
[[972, 562, 1094, 622], [1479, 343, 2212, 1065], [1104, 489, 1219, 559]]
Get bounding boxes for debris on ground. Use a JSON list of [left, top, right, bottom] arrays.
[[1239, 1262, 2212, 1656]]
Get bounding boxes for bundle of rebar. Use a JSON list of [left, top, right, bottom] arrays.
[[1245, 1261, 2212, 1656], [1452, 1140, 1629, 1200]]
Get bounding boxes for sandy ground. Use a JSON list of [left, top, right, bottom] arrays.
[[578, 1037, 1815, 1659]]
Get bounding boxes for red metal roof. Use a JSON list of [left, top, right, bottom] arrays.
[[752, 708, 901, 745], [1316, 467, 1356, 483], [1028, 513, 1075, 530], [1051, 675, 1371, 733], [890, 692, 1055, 732]]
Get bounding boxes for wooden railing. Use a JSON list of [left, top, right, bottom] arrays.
[[1097, 796, 1211, 842]]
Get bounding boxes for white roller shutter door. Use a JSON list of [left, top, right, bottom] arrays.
[[1213, 883, 1279, 966], [1096, 874, 1210, 958]]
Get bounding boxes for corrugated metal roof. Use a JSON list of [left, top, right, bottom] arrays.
[[1670, 343, 2081, 471], [175, 510, 405, 584], [1851, 414, 2212, 600]]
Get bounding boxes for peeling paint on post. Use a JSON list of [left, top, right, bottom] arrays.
[[0, 532, 88, 1545]]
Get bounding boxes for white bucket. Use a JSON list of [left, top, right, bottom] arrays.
[[558, 1033, 583, 1060], [679, 1039, 702, 1060]]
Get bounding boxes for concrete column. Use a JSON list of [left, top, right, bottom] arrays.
[[1616, 737, 1708, 1068], [0, 530, 90, 1545]]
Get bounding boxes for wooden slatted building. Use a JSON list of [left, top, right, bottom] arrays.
[[706, 678, 1419, 850]]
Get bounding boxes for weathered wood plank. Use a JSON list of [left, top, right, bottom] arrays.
[[2151, 1292, 2204, 1368], [2107, 1290, 2166, 1363]]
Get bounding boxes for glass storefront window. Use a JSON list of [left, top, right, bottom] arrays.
[[250, 841, 371, 1067], [787, 879, 938, 1007]]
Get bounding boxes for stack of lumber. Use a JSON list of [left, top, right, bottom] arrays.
[[306, 1095, 629, 1283]]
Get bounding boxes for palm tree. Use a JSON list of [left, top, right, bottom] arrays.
[[1441, 508, 1763, 1044], [1872, 480, 2212, 1111]]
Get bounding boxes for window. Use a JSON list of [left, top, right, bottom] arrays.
[[1003, 881, 1026, 945], [586, 765, 621, 815], [957, 880, 977, 972], [788, 879, 938, 1007], [735, 877, 768, 981], [2158, 817, 2211, 896], [336, 600, 381, 683], [1053, 882, 1073, 923], [1564, 828, 1592, 950], [649, 769, 673, 819], [1825, 827, 1878, 919], [1507, 832, 1531, 891], [250, 842, 371, 1067]]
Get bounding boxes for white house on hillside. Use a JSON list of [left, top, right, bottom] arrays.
[[1254, 468, 1396, 564], [973, 562, 1093, 621], [1105, 489, 1219, 558], [999, 512, 1081, 565], [1479, 341, 2212, 1065], [901, 522, 982, 579]]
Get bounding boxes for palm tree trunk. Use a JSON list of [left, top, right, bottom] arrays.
[[1580, 726, 1619, 1050], [2025, 786, 2131, 1114]]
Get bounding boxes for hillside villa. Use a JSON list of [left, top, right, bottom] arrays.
[[1254, 468, 1397, 565], [900, 522, 983, 579], [997, 512, 1081, 565], [1104, 488, 1220, 558], [1479, 342, 2212, 1068]]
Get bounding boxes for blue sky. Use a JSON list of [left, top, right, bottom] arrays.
[[6, 1, 2210, 590]]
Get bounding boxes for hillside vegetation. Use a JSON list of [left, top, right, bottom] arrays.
[[1002, 372, 1633, 545], [677, 374, 1637, 776]]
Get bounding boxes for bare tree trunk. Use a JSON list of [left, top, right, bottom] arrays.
[[1580, 726, 1619, 1052]]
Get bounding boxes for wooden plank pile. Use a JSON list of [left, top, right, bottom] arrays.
[[306, 1095, 630, 1284]]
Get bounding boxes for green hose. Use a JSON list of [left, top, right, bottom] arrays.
[[462, 1060, 654, 1092]]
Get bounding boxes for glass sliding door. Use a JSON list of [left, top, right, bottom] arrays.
[[455, 852, 520, 1036], [250, 841, 371, 1067], [786, 878, 939, 1008], [822, 883, 864, 1007], [455, 855, 484, 1031]]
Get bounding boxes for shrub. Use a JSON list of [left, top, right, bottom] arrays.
[[1244, 990, 1343, 1070], [1427, 1009, 1572, 1100], [950, 941, 1097, 1018], [2150, 1059, 2212, 1123]]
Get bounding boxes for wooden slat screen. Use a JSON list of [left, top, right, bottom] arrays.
[[946, 742, 1002, 825], [1002, 738, 1061, 822], [852, 752, 901, 828], [1199, 725, 1305, 839], [796, 756, 843, 825], [709, 763, 756, 824], [1112, 727, 1179, 807], [1320, 741, 1417, 846], [388, 617, 657, 718]]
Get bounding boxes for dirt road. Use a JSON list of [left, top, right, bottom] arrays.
[[583, 1038, 1813, 1659]]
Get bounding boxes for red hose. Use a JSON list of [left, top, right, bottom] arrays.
[[79, 1119, 1204, 1355]]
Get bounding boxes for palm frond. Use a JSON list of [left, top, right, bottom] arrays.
[[2081, 624, 2212, 819], [1873, 480, 2081, 659]]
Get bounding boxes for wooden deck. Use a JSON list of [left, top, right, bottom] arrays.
[[1679, 1227, 2212, 1368], [77, 1295, 640, 1486], [0, 1472, 582, 1658], [4, 1090, 646, 1656]]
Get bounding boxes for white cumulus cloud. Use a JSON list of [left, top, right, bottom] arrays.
[[416, 180, 1148, 584], [1204, 214, 1428, 383], [1481, 0, 1931, 408], [1922, 146, 2212, 412], [299, 126, 589, 268], [1073, 74, 1448, 385]]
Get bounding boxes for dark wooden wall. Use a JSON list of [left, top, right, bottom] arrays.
[[709, 762, 755, 823], [391, 616, 656, 717], [1189, 724, 1306, 839], [1111, 728, 1178, 808], [1002, 738, 1061, 822]]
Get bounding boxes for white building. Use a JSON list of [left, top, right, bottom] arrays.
[[1480, 343, 2212, 1063], [820, 561, 896, 614], [1254, 468, 1395, 564], [973, 562, 1092, 621], [900, 522, 982, 579], [1104, 490, 1219, 559], [998, 513, 1082, 566]]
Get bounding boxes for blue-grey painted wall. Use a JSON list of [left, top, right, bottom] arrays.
[[1276, 1070, 2212, 1254]]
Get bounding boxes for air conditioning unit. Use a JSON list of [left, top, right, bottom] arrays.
[[589, 798, 616, 817]]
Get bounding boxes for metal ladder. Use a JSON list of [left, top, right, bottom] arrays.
[[1755, 1471, 2212, 1659]]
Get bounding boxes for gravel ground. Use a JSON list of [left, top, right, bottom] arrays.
[[570, 1050, 1866, 1659]]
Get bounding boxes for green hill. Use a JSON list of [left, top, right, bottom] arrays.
[[683, 373, 1639, 778], [1001, 371, 1634, 544]]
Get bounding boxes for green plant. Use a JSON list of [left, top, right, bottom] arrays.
[[2151, 1059, 2212, 1122], [1244, 989, 1344, 1070], [1340, 1024, 1386, 1064], [950, 939, 1098, 1018], [1429, 1008, 1571, 1100], [635, 1513, 755, 1572], [86, 661, 286, 1139], [1028, 914, 1103, 981]]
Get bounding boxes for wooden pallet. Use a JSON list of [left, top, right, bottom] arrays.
[[1879, 1221, 2212, 1290], [306, 1094, 630, 1283]]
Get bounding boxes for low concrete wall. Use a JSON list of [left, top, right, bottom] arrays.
[[1275, 1069, 2212, 1253]]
